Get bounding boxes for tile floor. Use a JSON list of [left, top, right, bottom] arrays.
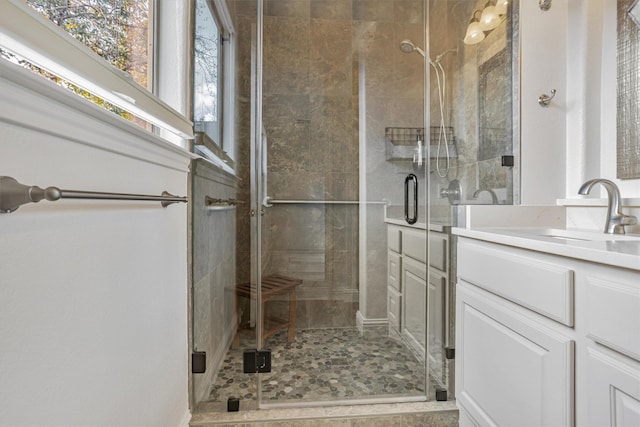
[[207, 327, 426, 404]]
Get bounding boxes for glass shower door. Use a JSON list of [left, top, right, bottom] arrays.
[[255, 0, 433, 406]]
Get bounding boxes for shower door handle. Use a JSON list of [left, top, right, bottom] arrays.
[[404, 174, 418, 225]]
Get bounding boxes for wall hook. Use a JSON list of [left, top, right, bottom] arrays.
[[538, 89, 556, 107], [539, 0, 552, 11]]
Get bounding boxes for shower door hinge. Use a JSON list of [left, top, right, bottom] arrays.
[[243, 349, 271, 373], [192, 351, 206, 374], [445, 347, 455, 360], [435, 387, 448, 401]]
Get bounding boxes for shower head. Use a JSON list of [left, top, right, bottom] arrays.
[[399, 39, 425, 57]]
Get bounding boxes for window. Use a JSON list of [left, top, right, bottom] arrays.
[[192, 0, 235, 169], [194, 0, 221, 145], [0, 0, 193, 140], [24, 0, 153, 90]]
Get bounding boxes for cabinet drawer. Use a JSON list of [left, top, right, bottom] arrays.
[[388, 226, 401, 253], [388, 250, 401, 292], [388, 286, 402, 329], [458, 239, 574, 326], [403, 228, 426, 263], [456, 281, 574, 427], [586, 274, 640, 361], [429, 232, 448, 272]]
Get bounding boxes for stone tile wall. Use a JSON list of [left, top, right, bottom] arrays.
[[255, 0, 425, 327], [191, 159, 240, 402]]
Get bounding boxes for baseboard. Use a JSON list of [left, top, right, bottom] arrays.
[[356, 310, 388, 333], [178, 408, 192, 427]]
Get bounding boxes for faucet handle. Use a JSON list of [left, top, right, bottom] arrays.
[[622, 214, 638, 226]]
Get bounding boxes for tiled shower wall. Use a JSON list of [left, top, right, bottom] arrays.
[[191, 159, 239, 403], [264, 0, 427, 327], [232, 0, 425, 328]]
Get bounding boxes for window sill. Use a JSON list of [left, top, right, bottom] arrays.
[[193, 132, 236, 176], [0, 59, 195, 172]]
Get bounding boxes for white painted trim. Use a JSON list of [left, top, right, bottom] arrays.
[[221, 26, 236, 162], [212, 0, 236, 35], [0, 0, 193, 138], [0, 60, 194, 172], [356, 310, 389, 332]]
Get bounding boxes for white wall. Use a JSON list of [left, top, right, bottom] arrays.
[[523, 0, 640, 204], [520, 0, 568, 205], [0, 62, 192, 426]]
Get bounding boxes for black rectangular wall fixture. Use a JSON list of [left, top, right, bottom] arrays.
[[501, 155, 515, 167], [192, 351, 206, 374]]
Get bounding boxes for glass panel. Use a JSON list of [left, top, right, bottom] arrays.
[[427, 0, 519, 398], [194, 0, 223, 146], [428, 0, 517, 209], [190, 0, 519, 412], [190, 2, 258, 411], [257, 0, 429, 405]]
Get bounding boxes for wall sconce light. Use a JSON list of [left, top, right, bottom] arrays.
[[464, 11, 485, 45], [463, 1, 508, 45], [479, 1, 501, 31], [495, 0, 509, 15]]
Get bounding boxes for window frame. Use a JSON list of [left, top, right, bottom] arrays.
[[191, 0, 236, 172], [0, 0, 193, 140]]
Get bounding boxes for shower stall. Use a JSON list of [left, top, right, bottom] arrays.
[[191, 0, 519, 413]]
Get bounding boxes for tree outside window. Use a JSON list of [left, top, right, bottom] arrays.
[[193, 0, 222, 147]]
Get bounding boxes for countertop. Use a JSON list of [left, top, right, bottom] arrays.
[[383, 204, 453, 232], [384, 217, 452, 233], [453, 227, 640, 271]]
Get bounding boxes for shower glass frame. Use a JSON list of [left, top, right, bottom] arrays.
[[252, 0, 436, 409]]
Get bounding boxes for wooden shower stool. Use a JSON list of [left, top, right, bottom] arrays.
[[232, 274, 302, 349]]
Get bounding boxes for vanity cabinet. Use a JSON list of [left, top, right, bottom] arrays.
[[456, 239, 574, 427], [455, 234, 640, 427], [583, 266, 640, 426], [387, 224, 451, 390]]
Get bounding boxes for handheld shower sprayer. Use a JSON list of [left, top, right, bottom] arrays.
[[434, 47, 458, 64], [413, 129, 424, 168], [399, 40, 458, 177]]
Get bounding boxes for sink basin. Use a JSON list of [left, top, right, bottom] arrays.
[[497, 228, 640, 242]]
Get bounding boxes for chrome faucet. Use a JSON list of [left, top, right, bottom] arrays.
[[578, 178, 637, 234], [473, 188, 498, 204]]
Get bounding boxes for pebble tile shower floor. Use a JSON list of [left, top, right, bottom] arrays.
[[207, 327, 426, 403]]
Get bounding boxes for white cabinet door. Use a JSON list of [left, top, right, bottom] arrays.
[[428, 272, 446, 384], [402, 256, 426, 361], [456, 280, 574, 427], [586, 345, 640, 427], [388, 250, 401, 292], [388, 286, 401, 334]]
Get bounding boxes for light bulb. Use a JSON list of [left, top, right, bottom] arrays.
[[495, 0, 508, 15], [479, 5, 500, 31], [464, 21, 485, 45]]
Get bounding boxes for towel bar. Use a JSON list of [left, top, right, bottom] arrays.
[[0, 176, 187, 213]]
